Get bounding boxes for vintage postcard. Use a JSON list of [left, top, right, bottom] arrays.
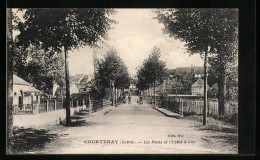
[[6, 8, 239, 154]]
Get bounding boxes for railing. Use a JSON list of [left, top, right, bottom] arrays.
[[13, 104, 33, 114], [39, 103, 47, 113], [92, 99, 111, 112], [48, 102, 55, 111], [56, 101, 63, 110], [176, 99, 238, 116], [13, 97, 112, 115]]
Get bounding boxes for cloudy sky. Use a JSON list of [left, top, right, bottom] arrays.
[[69, 9, 203, 76]]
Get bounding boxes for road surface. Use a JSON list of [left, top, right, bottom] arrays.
[[35, 96, 237, 154]]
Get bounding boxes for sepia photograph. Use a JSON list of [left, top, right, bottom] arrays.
[[6, 8, 239, 154]]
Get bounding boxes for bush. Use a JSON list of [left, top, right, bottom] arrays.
[[158, 90, 168, 108], [90, 84, 106, 99], [167, 100, 180, 113]]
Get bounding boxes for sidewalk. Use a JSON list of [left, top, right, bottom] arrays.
[[91, 105, 114, 116], [153, 106, 181, 118]]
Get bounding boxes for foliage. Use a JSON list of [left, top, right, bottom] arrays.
[[96, 48, 130, 89], [14, 8, 116, 90], [208, 83, 218, 99], [15, 8, 116, 51], [166, 99, 180, 113], [155, 9, 238, 59], [136, 47, 167, 90], [13, 43, 65, 94], [155, 9, 238, 115], [158, 89, 168, 108], [170, 68, 195, 94], [14, 8, 116, 124], [90, 82, 106, 100], [226, 67, 238, 101]]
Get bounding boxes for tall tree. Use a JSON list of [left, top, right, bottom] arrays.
[[15, 9, 116, 125], [155, 9, 238, 124], [13, 43, 65, 94], [136, 47, 167, 104], [97, 48, 130, 89], [7, 8, 14, 153]]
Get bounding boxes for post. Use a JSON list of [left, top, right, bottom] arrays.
[[31, 95, 34, 113], [154, 82, 156, 105], [181, 98, 183, 117], [76, 100, 79, 111], [46, 100, 49, 112], [54, 100, 57, 110], [203, 46, 208, 126], [115, 88, 117, 104], [110, 80, 114, 106]]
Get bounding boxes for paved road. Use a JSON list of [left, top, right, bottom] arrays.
[[36, 96, 235, 154]]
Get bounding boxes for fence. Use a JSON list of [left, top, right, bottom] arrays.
[[13, 104, 33, 114], [181, 99, 238, 116], [91, 99, 111, 112], [13, 97, 112, 115], [144, 96, 160, 105]]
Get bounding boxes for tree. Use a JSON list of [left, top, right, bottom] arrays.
[[13, 43, 65, 94], [136, 47, 167, 104], [155, 9, 238, 124], [7, 8, 14, 153], [95, 48, 130, 102], [15, 8, 116, 125]]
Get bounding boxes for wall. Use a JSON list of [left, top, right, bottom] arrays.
[[70, 84, 79, 95], [13, 105, 87, 128], [13, 109, 66, 128]]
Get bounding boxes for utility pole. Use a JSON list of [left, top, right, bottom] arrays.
[[203, 46, 208, 126]]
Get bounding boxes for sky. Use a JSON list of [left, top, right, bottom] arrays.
[[12, 9, 204, 76], [68, 9, 203, 76]]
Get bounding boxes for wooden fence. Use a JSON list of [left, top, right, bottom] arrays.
[[181, 99, 238, 116], [91, 99, 111, 112], [13, 97, 114, 115], [147, 95, 238, 116]]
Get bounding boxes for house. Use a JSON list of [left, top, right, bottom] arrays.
[[13, 75, 41, 112], [52, 73, 93, 97], [70, 83, 92, 95], [159, 67, 204, 94], [191, 78, 209, 96]]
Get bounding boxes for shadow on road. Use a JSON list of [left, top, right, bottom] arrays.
[[196, 124, 237, 134], [10, 127, 65, 153]]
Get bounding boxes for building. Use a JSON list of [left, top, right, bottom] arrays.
[[13, 75, 41, 112], [70, 83, 92, 95], [159, 67, 204, 94], [191, 78, 209, 96]]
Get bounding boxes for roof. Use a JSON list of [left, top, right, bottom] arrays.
[[73, 83, 87, 90], [13, 75, 30, 86], [13, 75, 41, 92], [166, 69, 176, 75], [70, 74, 84, 82], [175, 67, 204, 75], [192, 78, 205, 86], [70, 74, 93, 84], [26, 86, 41, 92]]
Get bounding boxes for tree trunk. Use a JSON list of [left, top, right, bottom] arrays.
[[217, 67, 226, 116], [203, 46, 208, 126], [154, 82, 156, 105], [64, 46, 71, 125], [7, 8, 13, 153]]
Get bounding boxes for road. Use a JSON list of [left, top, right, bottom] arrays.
[[35, 96, 237, 154]]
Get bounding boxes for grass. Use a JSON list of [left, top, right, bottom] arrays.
[[183, 114, 238, 152]]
